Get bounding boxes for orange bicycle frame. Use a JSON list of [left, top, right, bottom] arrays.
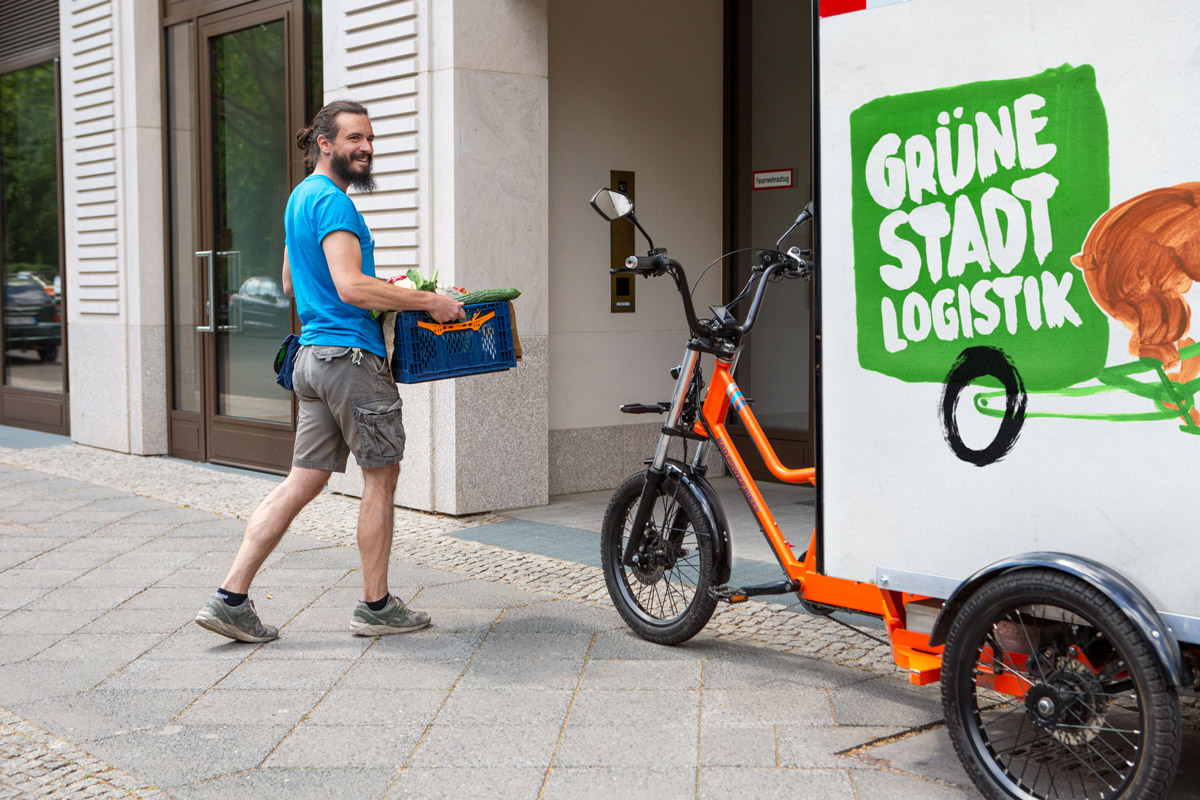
[[696, 356, 944, 683]]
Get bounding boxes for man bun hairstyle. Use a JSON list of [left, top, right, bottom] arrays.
[[295, 99, 369, 171]]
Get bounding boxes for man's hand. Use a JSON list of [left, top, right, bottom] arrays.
[[425, 292, 465, 323]]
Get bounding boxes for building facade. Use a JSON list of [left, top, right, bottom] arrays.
[[0, 0, 815, 514]]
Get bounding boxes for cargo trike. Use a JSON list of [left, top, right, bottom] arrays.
[[590, 186, 1198, 800]]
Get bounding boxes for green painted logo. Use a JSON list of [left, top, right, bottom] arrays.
[[850, 65, 1109, 389]]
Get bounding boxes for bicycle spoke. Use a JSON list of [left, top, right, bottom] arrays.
[[1053, 734, 1121, 793], [662, 575, 688, 612], [1061, 701, 1140, 766], [639, 580, 657, 614], [1009, 608, 1046, 682], [658, 573, 678, 616], [1059, 712, 1127, 779], [1052, 720, 1141, 736], [1009, 701, 1038, 787]]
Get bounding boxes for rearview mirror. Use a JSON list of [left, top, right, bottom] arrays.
[[590, 189, 634, 222]]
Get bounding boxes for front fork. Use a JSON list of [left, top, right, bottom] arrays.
[[622, 345, 712, 565]]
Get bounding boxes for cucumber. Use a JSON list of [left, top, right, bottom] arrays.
[[459, 288, 521, 304]]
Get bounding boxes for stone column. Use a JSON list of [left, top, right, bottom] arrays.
[[62, 0, 167, 454], [426, 0, 550, 513], [323, 0, 549, 514]]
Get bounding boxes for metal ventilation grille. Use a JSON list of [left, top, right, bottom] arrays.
[[0, 0, 59, 72]]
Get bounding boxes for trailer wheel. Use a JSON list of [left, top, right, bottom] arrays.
[[940, 346, 1027, 466], [941, 569, 1180, 800]]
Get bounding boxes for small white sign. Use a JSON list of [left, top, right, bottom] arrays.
[[753, 168, 794, 190]]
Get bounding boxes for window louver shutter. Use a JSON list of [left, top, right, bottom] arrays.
[[0, 0, 59, 74]]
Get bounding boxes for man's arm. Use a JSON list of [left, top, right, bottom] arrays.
[[322, 231, 464, 323], [281, 248, 293, 298]]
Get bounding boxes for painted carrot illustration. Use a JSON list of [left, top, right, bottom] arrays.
[[1072, 182, 1200, 422]]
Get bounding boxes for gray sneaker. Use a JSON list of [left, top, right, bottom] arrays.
[[350, 595, 431, 636], [194, 593, 279, 643]]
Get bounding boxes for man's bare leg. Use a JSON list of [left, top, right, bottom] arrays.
[[221, 466, 332, 594], [348, 463, 430, 635], [357, 462, 399, 601]]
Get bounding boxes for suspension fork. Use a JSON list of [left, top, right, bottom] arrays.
[[623, 345, 702, 566]]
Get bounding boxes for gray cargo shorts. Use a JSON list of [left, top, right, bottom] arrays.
[[291, 344, 405, 472]]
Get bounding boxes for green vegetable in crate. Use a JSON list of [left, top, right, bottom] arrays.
[[405, 268, 440, 292], [458, 288, 521, 304], [369, 270, 520, 319]]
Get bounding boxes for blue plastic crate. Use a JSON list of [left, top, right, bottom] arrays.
[[392, 301, 516, 383]]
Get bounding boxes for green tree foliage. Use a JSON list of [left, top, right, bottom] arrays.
[[211, 22, 287, 295], [0, 61, 59, 278]]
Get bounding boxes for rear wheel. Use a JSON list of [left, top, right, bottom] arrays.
[[941, 569, 1181, 800], [600, 471, 718, 644]]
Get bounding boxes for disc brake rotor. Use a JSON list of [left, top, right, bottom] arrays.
[[630, 527, 666, 585], [1024, 657, 1107, 746]]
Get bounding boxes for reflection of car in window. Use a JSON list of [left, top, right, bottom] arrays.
[[16, 271, 55, 297], [229, 275, 290, 335], [4, 275, 61, 362]]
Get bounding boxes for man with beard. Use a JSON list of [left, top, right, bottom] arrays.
[[195, 100, 464, 642]]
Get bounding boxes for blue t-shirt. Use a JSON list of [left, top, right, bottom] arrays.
[[284, 174, 384, 356]]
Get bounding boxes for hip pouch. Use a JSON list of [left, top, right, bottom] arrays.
[[273, 334, 301, 391]]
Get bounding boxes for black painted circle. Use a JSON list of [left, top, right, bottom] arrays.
[[940, 346, 1028, 467]]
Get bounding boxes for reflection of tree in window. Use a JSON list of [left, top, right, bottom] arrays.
[[0, 62, 59, 281], [212, 22, 287, 294]]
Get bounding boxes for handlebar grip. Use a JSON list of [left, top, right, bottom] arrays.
[[625, 255, 659, 272]]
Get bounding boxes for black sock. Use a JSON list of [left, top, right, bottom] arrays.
[[366, 592, 390, 611], [217, 587, 248, 607]]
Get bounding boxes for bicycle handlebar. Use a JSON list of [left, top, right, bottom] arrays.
[[613, 207, 814, 350], [740, 262, 791, 332]]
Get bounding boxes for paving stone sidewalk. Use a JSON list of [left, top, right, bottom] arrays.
[[1, 442, 1197, 799]]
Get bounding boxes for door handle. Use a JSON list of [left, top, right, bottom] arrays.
[[195, 250, 214, 332], [215, 250, 240, 333]]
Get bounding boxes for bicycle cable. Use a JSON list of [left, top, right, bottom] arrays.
[[826, 613, 891, 648], [689, 247, 771, 297]]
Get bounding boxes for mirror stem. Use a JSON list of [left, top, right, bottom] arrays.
[[629, 213, 655, 252], [775, 205, 813, 249]]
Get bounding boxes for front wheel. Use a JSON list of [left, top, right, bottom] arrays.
[[941, 569, 1181, 800], [601, 471, 718, 644]]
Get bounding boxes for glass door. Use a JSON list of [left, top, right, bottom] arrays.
[[167, 1, 303, 471], [0, 58, 68, 433]]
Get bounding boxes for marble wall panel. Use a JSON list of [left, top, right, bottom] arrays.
[[68, 323, 130, 452], [453, 335, 548, 513], [453, 68, 549, 337], [130, 325, 168, 454], [549, 418, 726, 496], [548, 425, 625, 497], [450, 0, 547, 76]]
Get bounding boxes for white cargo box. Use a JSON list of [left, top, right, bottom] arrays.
[[816, 0, 1200, 640]]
